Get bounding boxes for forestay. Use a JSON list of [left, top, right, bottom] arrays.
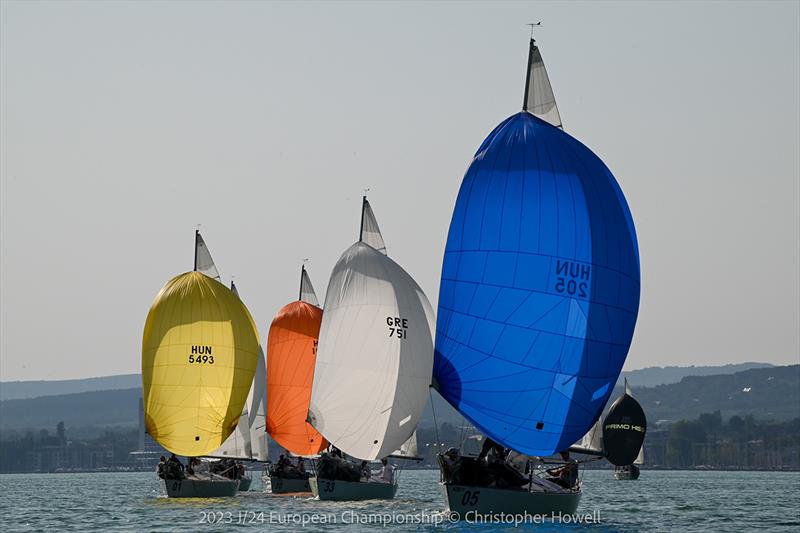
[[309, 200, 434, 460]]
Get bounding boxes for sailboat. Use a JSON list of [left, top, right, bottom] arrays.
[[307, 196, 435, 500], [204, 280, 269, 491], [265, 264, 327, 493], [142, 230, 261, 497], [568, 378, 647, 478], [432, 34, 642, 517], [609, 380, 647, 480]]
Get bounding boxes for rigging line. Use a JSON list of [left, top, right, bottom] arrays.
[[429, 388, 441, 450], [459, 413, 468, 449]]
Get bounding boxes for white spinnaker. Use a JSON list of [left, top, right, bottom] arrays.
[[308, 243, 434, 460], [523, 41, 562, 129], [360, 199, 387, 255], [194, 231, 221, 280], [300, 266, 320, 306], [247, 346, 268, 461], [210, 409, 253, 459]]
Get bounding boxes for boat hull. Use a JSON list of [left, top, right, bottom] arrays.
[[269, 475, 312, 494], [443, 483, 580, 518], [614, 465, 640, 480], [238, 476, 253, 491], [310, 477, 397, 501], [163, 477, 239, 498]]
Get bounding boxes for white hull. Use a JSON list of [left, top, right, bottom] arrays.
[[443, 483, 580, 518], [310, 477, 397, 501], [269, 475, 312, 494], [163, 476, 239, 498]]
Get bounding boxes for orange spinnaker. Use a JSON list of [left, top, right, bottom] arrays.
[[266, 301, 328, 455]]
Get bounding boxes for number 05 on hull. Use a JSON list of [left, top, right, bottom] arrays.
[[443, 484, 580, 519]]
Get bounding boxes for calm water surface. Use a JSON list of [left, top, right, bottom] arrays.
[[1, 469, 798, 532]]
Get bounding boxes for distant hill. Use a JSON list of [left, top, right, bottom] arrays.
[[619, 362, 774, 388], [0, 388, 140, 431], [0, 374, 140, 401], [1, 366, 797, 434], [622, 364, 799, 424], [0, 363, 775, 402]]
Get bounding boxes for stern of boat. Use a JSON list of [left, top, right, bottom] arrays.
[[442, 483, 580, 519], [311, 477, 398, 501], [163, 476, 239, 498]]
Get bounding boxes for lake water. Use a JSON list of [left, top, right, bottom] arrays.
[[1, 469, 798, 532]]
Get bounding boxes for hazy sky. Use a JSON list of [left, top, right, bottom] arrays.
[[1, 1, 798, 381]]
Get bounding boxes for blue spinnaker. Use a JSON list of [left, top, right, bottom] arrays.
[[433, 111, 640, 456]]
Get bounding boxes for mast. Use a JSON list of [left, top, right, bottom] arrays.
[[357, 195, 388, 255], [522, 37, 536, 112], [193, 230, 199, 271], [299, 265, 304, 301], [359, 195, 366, 242], [522, 22, 540, 111]]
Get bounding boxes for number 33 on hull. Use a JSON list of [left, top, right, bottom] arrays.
[[310, 478, 398, 501]]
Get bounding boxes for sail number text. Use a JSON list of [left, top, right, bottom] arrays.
[[387, 317, 408, 339], [554, 259, 590, 299], [461, 490, 480, 506], [188, 345, 215, 364]]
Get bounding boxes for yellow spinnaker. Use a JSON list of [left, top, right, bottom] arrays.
[[142, 271, 260, 457]]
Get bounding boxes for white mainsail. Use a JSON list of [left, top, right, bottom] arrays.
[[577, 419, 604, 454], [359, 197, 387, 255], [194, 230, 221, 280], [390, 431, 420, 459], [299, 265, 320, 306], [247, 347, 268, 461], [634, 445, 644, 465], [210, 409, 253, 459], [308, 200, 434, 460], [208, 281, 268, 461], [523, 39, 562, 129]]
